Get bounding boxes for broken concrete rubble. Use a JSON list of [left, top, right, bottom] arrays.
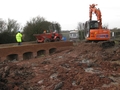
[[0, 42, 120, 90]]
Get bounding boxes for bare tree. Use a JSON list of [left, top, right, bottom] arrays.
[[0, 19, 7, 33], [7, 18, 20, 33], [77, 22, 84, 30], [0, 18, 21, 44], [102, 23, 109, 29]]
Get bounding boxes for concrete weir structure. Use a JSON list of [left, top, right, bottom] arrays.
[[0, 41, 73, 62]]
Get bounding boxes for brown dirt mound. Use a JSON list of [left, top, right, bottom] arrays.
[[0, 42, 120, 90]]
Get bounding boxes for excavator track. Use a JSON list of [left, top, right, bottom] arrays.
[[98, 40, 115, 48], [84, 40, 115, 48]]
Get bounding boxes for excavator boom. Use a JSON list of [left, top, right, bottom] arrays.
[[89, 4, 102, 29]]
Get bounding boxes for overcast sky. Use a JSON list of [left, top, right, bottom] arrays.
[[0, 0, 120, 30]]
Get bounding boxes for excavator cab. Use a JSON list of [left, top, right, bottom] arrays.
[[89, 20, 99, 29], [84, 20, 99, 39]]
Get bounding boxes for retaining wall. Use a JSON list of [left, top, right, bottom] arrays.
[[0, 41, 73, 62]]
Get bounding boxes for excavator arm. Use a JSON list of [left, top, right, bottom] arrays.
[[89, 4, 102, 29]]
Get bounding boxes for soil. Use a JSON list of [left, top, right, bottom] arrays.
[[0, 42, 120, 90]]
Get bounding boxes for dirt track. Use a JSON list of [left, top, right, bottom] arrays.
[[0, 42, 120, 90]]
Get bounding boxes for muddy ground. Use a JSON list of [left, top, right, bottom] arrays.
[[0, 42, 120, 90]]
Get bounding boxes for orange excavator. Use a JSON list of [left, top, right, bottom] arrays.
[[84, 4, 115, 48]]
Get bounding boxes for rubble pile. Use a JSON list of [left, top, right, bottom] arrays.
[[0, 42, 120, 90]]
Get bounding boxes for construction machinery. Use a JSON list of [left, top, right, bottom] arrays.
[[84, 4, 115, 48], [33, 24, 62, 43]]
